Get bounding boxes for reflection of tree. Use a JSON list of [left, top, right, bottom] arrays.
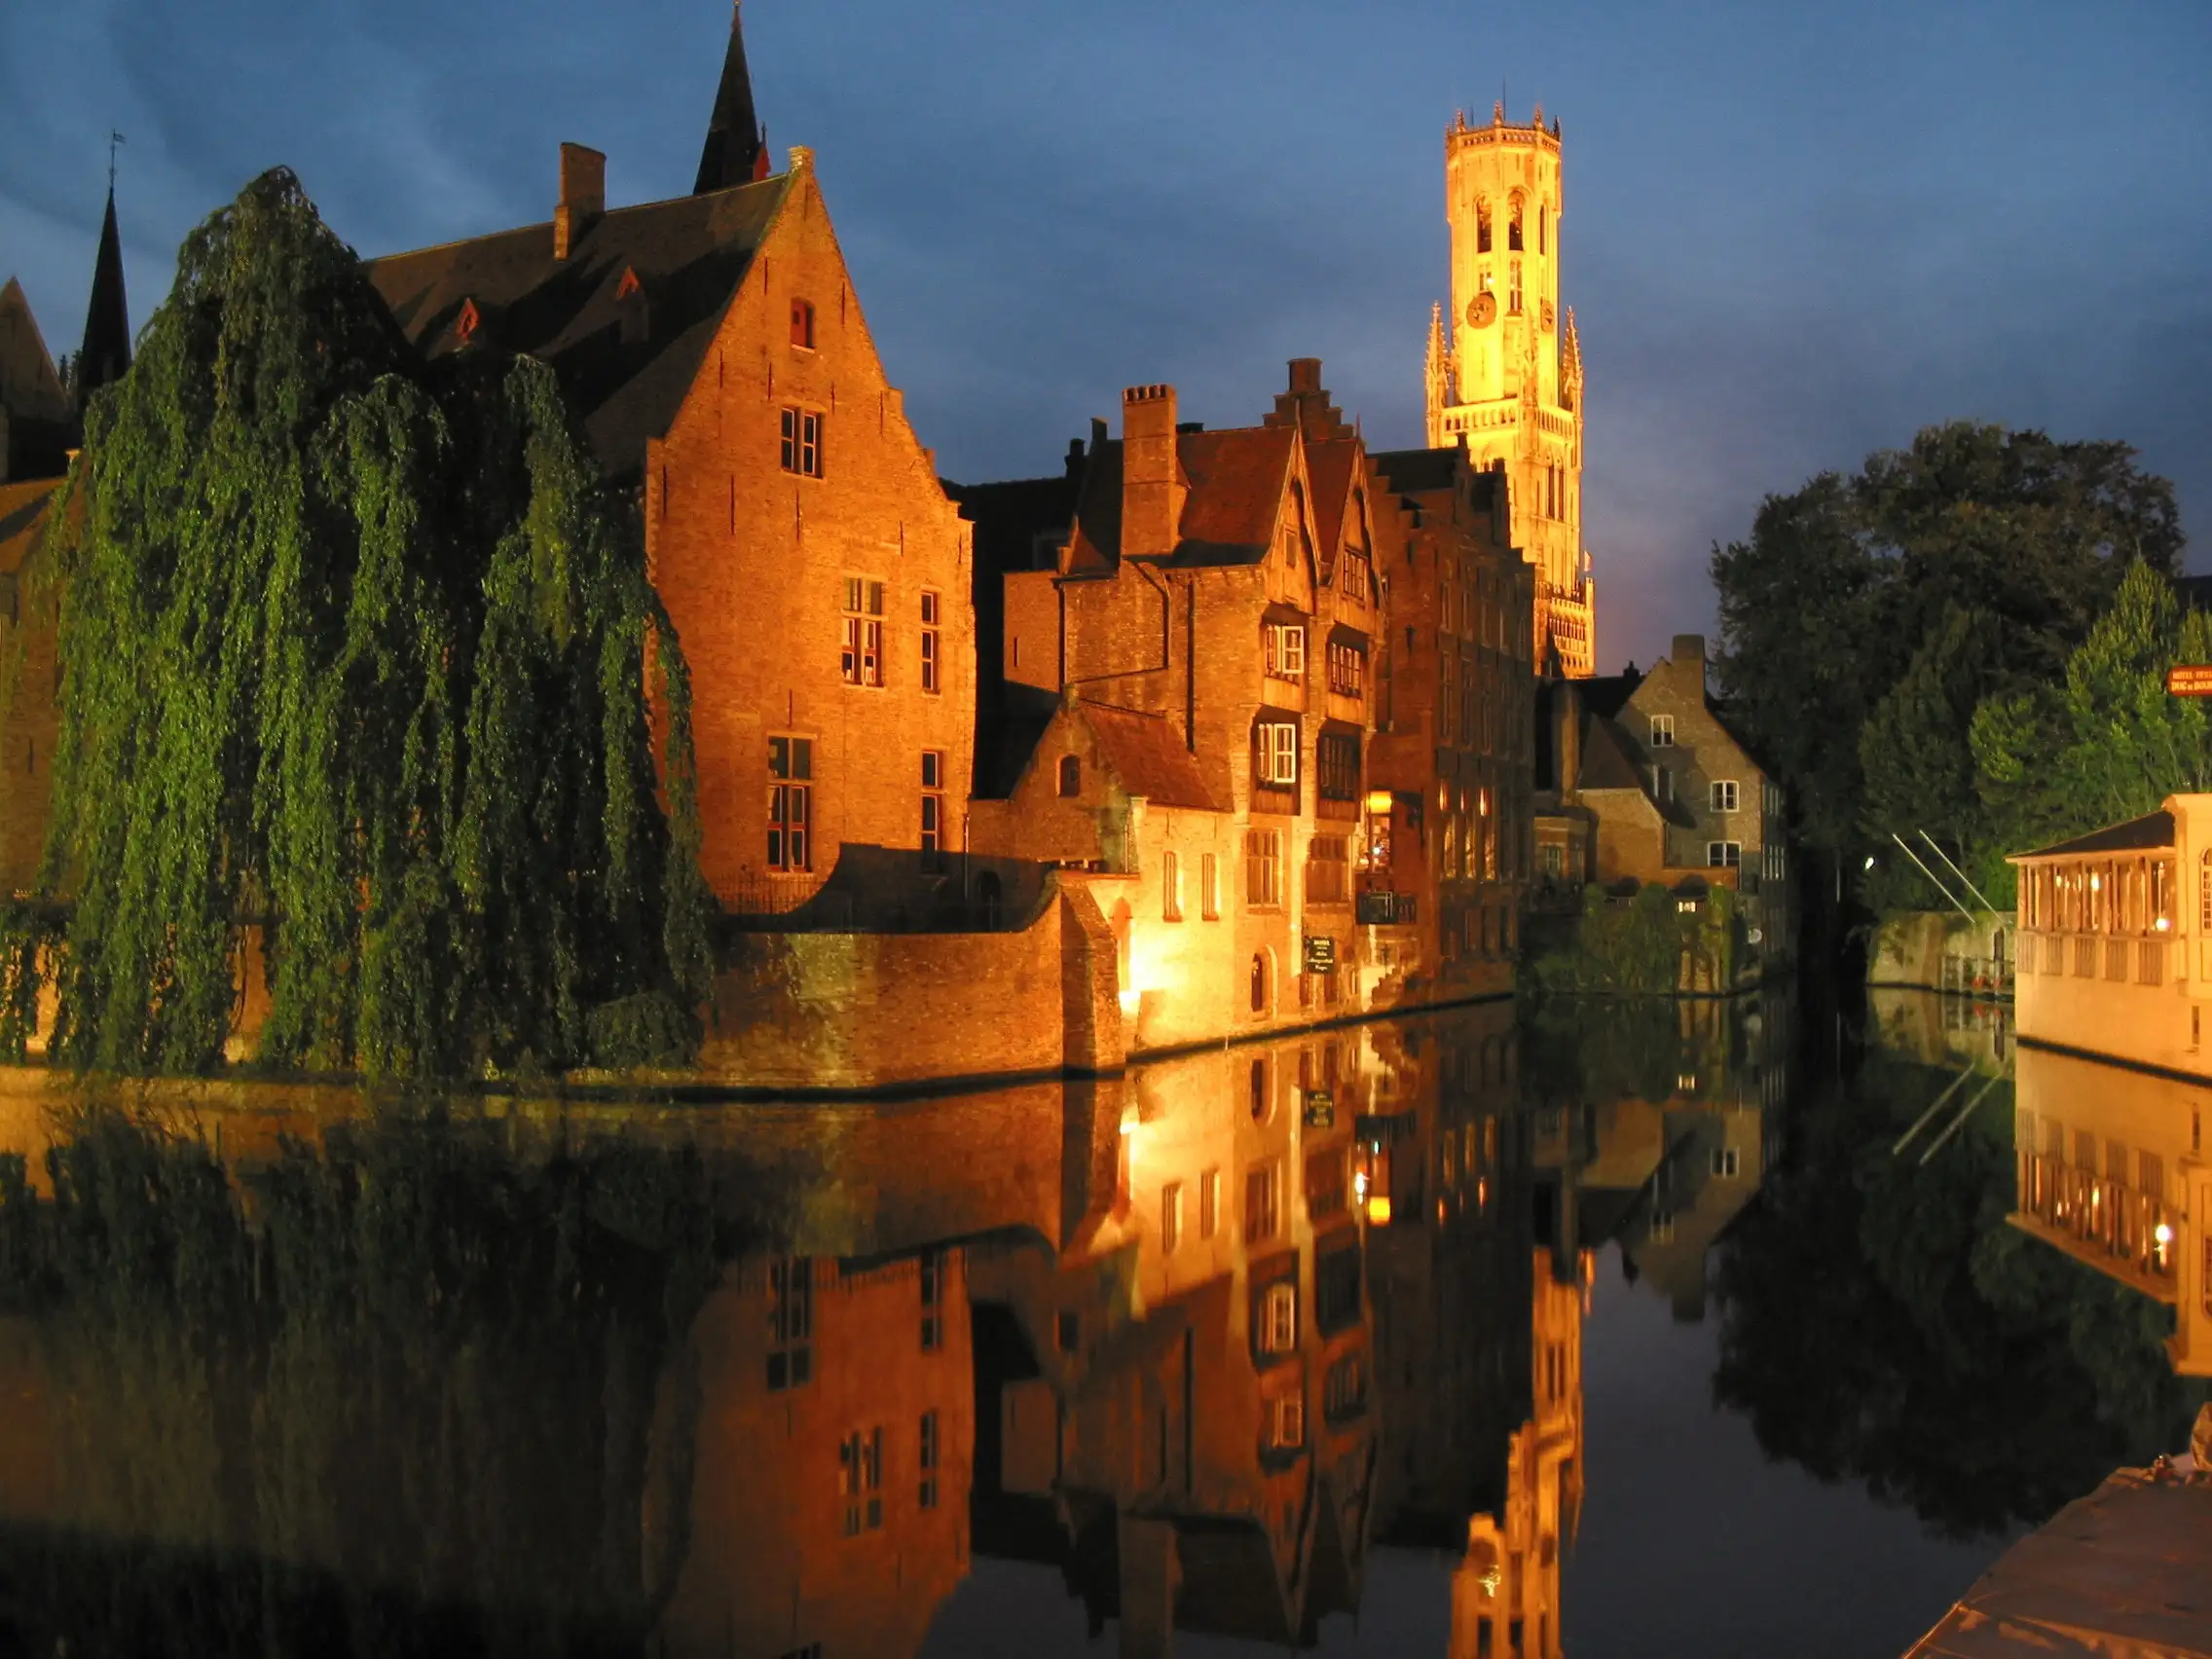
[[0, 1105, 723, 1657], [1711, 1053, 2206, 1538], [1520, 997, 1691, 1108]]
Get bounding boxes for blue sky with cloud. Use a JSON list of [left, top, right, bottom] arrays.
[[4, 0, 2207, 670]]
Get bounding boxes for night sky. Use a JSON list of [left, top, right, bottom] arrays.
[[4, 0, 2207, 672]]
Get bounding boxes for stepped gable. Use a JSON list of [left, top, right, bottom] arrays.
[[365, 174, 793, 481]]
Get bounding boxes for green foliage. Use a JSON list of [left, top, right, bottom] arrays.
[[1711, 422, 2182, 890], [1970, 561, 2212, 902], [1525, 881, 1738, 994], [0, 168, 711, 1078]]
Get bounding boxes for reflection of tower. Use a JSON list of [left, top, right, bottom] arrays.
[[1451, 1249, 1587, 1659], [1424, 103, 1595, 678]]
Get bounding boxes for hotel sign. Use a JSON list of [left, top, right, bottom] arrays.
[[2167, 665, 2212, 696], [1303, 935, 1337, 974]]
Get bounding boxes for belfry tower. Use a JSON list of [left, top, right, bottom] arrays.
[[1425, 103, 1595, 678]]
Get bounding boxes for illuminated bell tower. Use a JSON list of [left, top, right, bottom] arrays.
[[1425, 102, 1595, 678]]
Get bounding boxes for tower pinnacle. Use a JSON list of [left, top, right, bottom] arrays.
[[694, 1, 769, 193], [77, 182, 130, 415]]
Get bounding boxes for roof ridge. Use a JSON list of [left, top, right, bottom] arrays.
[[367, 172, 792, 266]]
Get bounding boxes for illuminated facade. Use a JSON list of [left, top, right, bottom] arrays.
[[1424, 104, 1595, 678], [2009, 1043, 2212, 1377]]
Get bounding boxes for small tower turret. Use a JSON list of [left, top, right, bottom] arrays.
[[693, 0, 769, 193], [77, 182, 130, 415]]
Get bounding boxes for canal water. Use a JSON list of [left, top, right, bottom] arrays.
[[0, 987, 2195, 1657]]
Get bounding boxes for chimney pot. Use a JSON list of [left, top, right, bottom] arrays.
[[1287, 357, 1322, 394], [554, 141, 607, 260], [1672, 633, 1706, 665]]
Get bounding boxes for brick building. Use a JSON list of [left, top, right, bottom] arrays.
[[1368, 446, 1533, 992], [1534, 634, 1792, 970], [367, 10, 974, 916], [962, 364, 1393, 1047]]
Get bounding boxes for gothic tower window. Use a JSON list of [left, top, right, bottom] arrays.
[[1509, 195, 1525, 251], [1509, 261, 1524, 315], [1539, 203, 1548, 255], [1476, 200, 1492, 254]]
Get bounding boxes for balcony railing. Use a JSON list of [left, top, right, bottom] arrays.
[[1356, 891, 1419, 927], [2020, 932, 2168, 986], [2017, 1150, 2180, 1286]]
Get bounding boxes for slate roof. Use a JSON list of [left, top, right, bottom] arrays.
[[2011, 809, 2176, 862], [1062, 425, 1294, 570], [365, 174, 793, 481], [1370, 446, 1456, 495], [1577, 715, 1648, 793], [1081, 702, 1221, 811], [1304, 436, 1357, 578]]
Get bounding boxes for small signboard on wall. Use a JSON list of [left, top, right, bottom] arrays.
[[1304, 935, 1337, 975], [2167, 665, 2212, 696], [1303, 1089, 1335, 1129]]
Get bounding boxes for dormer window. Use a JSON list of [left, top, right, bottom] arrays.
[[1649, 714, 1675, 748], [791, 299, 816, 350], [1264, 623, 1306, 681]]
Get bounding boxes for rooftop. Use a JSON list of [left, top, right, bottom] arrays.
[[2012, 809, 2175, 862]]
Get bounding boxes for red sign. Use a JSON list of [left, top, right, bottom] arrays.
[[2169, 665, 2212, 696]]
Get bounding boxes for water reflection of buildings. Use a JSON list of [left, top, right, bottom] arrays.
[[2010, 1045, 2212, 1377], [0, 992, 1790, 1656]]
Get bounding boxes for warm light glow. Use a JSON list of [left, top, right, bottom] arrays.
[[1365, 790, 1394, 814], [2090, 873, 2101, 891], [1353, 1171, 1370, 1201], [1863, 856, 1875, 870], [2155, 1222, 2175, 1245], [1436, 1198, 1448, 1224], [2157, 916, 2172, 932], [1366, 1196, 1392, 1225], [1118, 988, 1142, 1016]]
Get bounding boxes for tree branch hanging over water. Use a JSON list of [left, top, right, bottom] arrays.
[[0, 168, 712, 1079]]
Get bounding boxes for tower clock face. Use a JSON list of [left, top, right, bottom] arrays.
[[1465, 292, 1497, 328]]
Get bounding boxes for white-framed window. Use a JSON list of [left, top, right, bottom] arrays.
[[841, 577, 885, 686], [768, 737, 813, 872], [1712, 1146, 1741, 1178], [1649, 714, 1675, 748], [1267, 1391, 1305, 1451], [1198, 1167, 1221, 1238], [1161, 1182, 1183, 1254], [1651, 766, 1674, 804], [1264, 623, 1307, 680], [1162, 849, 1183, 921], [1711, 779, 1739, 813], [1255, 721, 1299, 788], [1260, 1280, 1297, 1351], [919, 591, 940, 692], [1708, 840, 1742, 868], [780, 405, 824, 477]]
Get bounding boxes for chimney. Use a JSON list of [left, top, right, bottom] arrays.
[[1121, 384, 1183, 559], [1287, 356, 1322, 395], [1672, 633, 1707, 694], [554, 142, 607, 260], [1558, 682, 1582, 798]]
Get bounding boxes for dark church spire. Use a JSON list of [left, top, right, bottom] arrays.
[[77, 183, 130, 415], [693, 1, 768, 194]]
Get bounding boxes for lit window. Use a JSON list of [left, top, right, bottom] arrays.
[[1246, 830, 1283, 906], [1161, 1182, 1183, 1254], [780, 406, 824, 476], [1254, 722, 1299, 789], [1198, 1168, 1220, 1238], [1264, 623, 1307, 680], [1162, 849, 1183, 921], [1649, 715, 1675, 748], [1508, 260, 1524, 315], [1258, 1277, 1296, 1347], [1707, 840, 1742, 868], [920, 591, 940, 692], [768, 738, 813, 872], [791, 298, 816, 350], [841, 577, 885, 686], [1710, 779, 1739, 813]]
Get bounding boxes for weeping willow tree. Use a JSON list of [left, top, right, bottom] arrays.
[[0, 168, 712, 1079]]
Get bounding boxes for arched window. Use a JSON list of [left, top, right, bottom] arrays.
[[1250, 951, 1272, 1014], [1475, 199, 1492, 253], [1057, 755, 1081, 797], [1249, 1058, 1270, 1121], [1508, 195, 1526, 251], [1508, 261, 1524, 315]]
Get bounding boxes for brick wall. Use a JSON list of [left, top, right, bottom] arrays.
[[647, 163, 975, 906]]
